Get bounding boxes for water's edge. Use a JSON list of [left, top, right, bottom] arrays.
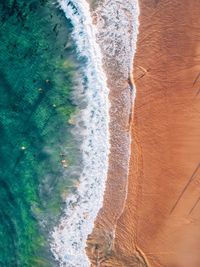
[[85, 0, 140, 264]]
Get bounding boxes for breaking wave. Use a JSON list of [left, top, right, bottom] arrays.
[[50, 0, 110, 266]]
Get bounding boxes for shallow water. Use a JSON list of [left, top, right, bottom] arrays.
[[0, 1, 79, 266]]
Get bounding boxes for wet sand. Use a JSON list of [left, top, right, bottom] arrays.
[[85, 1, 137, 265], [87, 0, 200, 266]]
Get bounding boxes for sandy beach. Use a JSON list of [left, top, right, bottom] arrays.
[[87, 0, 200, 266]]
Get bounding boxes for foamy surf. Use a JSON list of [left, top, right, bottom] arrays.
[[50, 1, 110, 266]]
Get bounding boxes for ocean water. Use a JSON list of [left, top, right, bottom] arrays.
[[0, 0, 139, 266], [0, 1, 80, 266]]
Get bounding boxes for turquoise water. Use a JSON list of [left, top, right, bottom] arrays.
[[0, 1, 79, 266]]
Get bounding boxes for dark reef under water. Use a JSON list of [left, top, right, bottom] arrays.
[[0, 0, 79, 266]]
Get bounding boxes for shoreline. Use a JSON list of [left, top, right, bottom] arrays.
[[88, 0, 200, 266]]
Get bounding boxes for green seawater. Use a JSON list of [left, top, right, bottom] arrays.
[[0, 1, 79, 266]]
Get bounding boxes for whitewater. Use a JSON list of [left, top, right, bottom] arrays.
[[51, 0, 139, 266], [51, 1, 110, 266]]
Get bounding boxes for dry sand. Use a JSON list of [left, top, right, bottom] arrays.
[[87, 0, 200, 266]]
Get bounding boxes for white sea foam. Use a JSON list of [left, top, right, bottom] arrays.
[[51, 1, 110, 266]]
